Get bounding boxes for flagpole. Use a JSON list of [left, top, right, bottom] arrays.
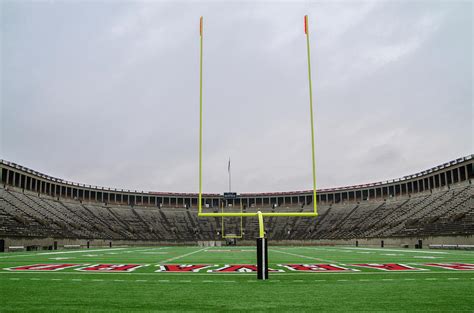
[[228, 158, 231, 192]]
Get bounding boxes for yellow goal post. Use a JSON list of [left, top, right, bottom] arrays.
[[221, 202, 243, 239], [198, 16, 318, 238]]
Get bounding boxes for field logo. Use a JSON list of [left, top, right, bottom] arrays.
[[208, 265, 284, 273], [424, 263, 474, 271], [77, 264, 143, 272], [156, 264, 213, 272], [352, 263, 425, 271], [5, 264, 80, 271], [280, 264, 356, 272]]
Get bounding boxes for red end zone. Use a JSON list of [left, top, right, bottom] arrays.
[[5, 264, 81, 271], [280, 264, 357, 272]]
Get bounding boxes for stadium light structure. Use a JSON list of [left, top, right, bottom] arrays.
[[198, 16, 318, 279]]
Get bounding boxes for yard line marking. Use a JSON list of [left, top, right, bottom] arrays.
[[382, 279, 394, 281], [425, 278, 437, 280], [315, 279, 327, 282], [359, 279, 370, 281], [270, 249, 339, 263], [9, 278, 20, 280], [179, 280, 191, 283], [72, 279, 82, 281], [51, 278, 62, 281], [128, 248, 169, 253], [91, 279, 104, 282], [293, 280, 304, 282], [447, 278, 459, 280], [223, 281, 236, 283], [158, 247, 208, 263], [135, 280, 148, 282], [113, 279, 124, 282], [158, 280, 169, 282]]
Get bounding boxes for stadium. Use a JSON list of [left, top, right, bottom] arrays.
[[1, 156, 473, 311], [1, 156, 473, 248], [1, 1, 473, 312]]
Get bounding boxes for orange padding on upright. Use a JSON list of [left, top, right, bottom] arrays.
[[200, 17, 203, 36], [304, 15, 308, 34]]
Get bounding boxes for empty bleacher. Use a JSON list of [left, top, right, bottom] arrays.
[[0, 181, 472, 241]]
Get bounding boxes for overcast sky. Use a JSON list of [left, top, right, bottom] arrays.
[[1, 1, 472, 193]]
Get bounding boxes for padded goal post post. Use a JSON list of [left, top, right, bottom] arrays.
[[198, 16, 318, 279]]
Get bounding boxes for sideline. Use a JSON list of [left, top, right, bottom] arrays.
[[0, 248, 126, 259], [340, 247, 448, 254]]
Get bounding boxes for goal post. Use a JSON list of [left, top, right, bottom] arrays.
[[198, 15, 318, 218], [197, 15, 318, 279]]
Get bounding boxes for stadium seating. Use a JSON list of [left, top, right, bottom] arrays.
[[1, 180, 472, 241]]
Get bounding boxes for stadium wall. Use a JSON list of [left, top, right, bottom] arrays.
[[2, 235, 473, 252]]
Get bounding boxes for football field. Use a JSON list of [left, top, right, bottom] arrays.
[[1, 245, 473, 312]]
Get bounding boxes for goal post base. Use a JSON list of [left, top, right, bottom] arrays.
[[256, 238, 268, 280]]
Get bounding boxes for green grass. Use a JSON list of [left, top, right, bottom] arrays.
[[1, 245, 473, 312]]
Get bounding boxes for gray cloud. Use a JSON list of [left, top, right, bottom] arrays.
[[1, 1, 472, 193]]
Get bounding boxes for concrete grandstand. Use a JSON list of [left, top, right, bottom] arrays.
[[0, 155, 472, 251]]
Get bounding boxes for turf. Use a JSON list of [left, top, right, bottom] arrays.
[[0, 246, 473, 312]]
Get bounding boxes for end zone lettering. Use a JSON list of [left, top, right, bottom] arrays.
[[156, 264, 212, 272], [209, 265, 284, 273], [352, 264, 424, 271], [424, 263, 474, 270], [281, 264, 356, 272], [6, 264, 80, 271], [78, 264, 142, 272]]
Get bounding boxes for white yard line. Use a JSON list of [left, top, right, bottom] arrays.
[[269, 248, 339, 263], [157, 247, 209, 264]]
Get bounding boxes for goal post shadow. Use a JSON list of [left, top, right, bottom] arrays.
[[197, 15, 318, 280]]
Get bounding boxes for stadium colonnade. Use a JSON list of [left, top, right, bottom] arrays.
[[0, 155, 472, 252]]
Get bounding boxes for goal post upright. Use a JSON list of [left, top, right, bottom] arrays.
[[198, 16, 203, 215], [305, 15, 318, 215]]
